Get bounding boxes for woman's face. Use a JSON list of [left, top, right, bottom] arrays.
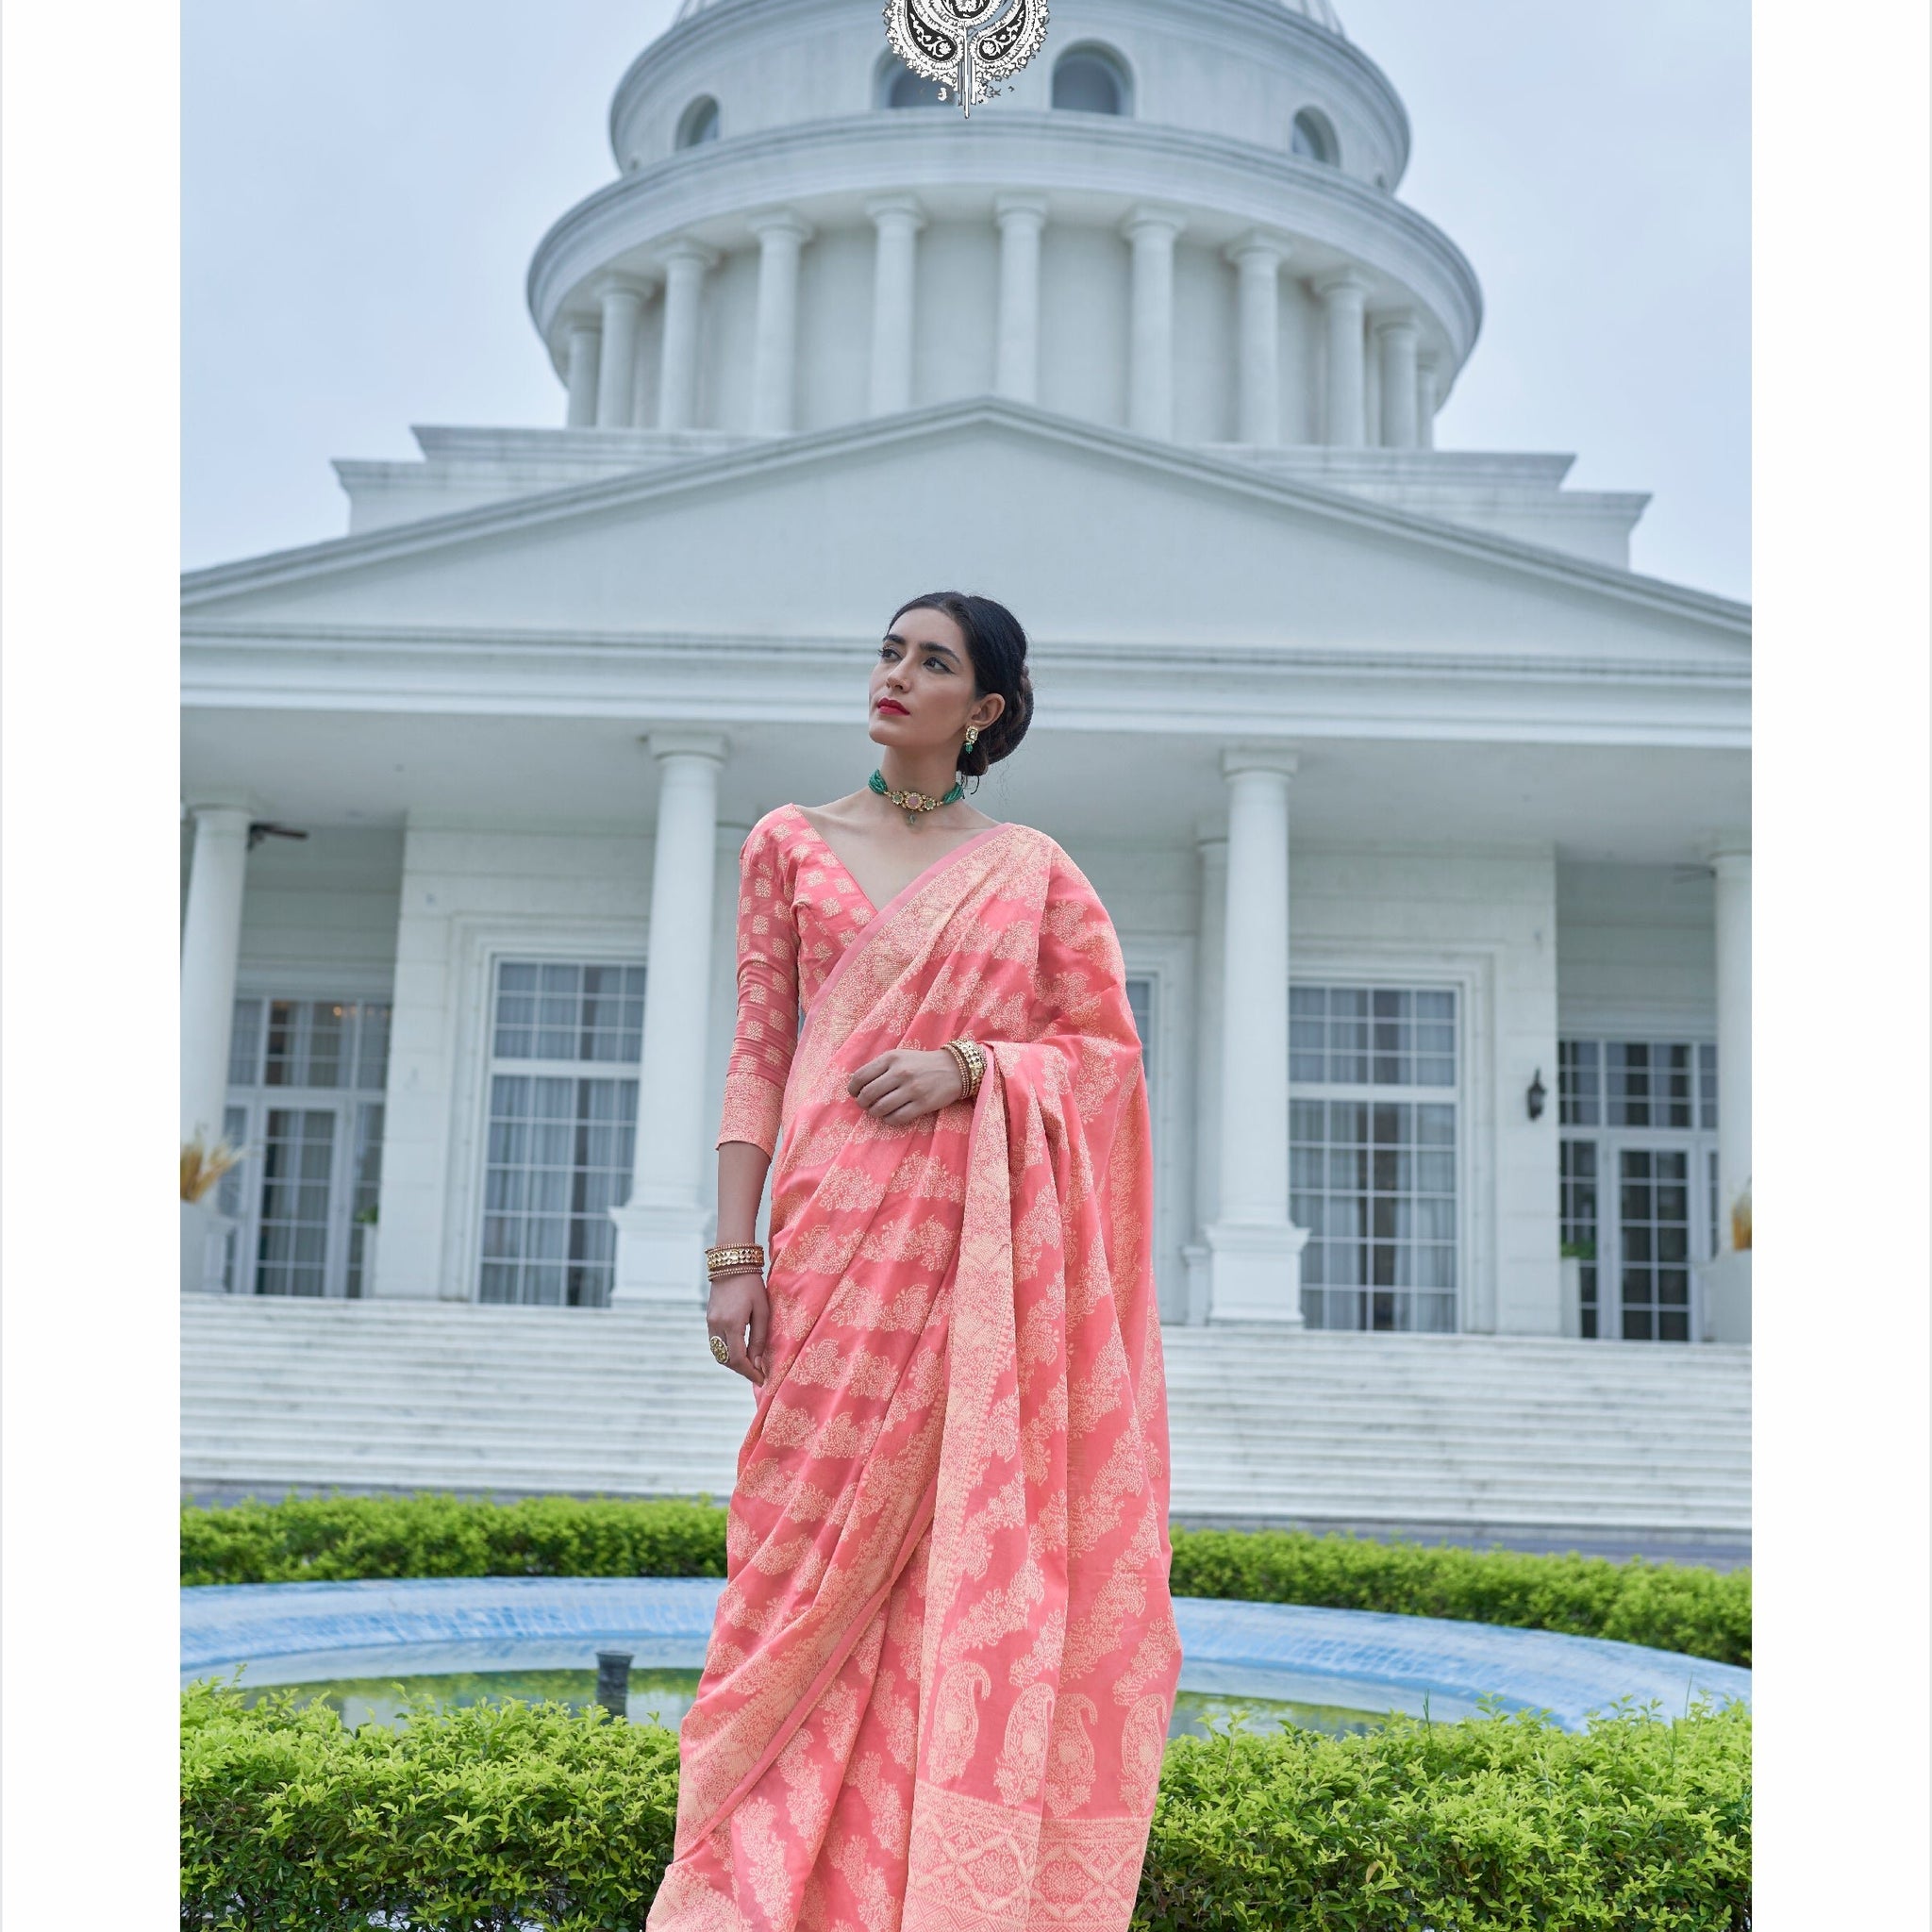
[[869, 607, 1004, 755]]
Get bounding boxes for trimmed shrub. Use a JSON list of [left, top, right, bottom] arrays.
[[1167, 1526, 1752, 1670], [181, 1494, 1749, 1667], [179, 1492, 728, 1589], [180, 1680, 1750, 1931]]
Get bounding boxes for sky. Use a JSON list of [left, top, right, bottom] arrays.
[[182, 0, 1749, 599]]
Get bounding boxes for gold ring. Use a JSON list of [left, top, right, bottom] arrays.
[[708, 1334, 731, 1366]]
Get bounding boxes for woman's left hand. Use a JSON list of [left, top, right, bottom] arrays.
[[848, 1047, 969, 1124]]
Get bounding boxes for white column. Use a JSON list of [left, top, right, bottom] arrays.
[[1185, 827, 1228, 1325], [748, 209, 812, 436], [1315, 270, 1369, 447], [1710, 841, 1752, 1252], [656, 240, 717, 432], [180, 802, 256, 1147], [994, 194, 1047, 405], [594, 282, 645, 429], [866, 195, 924, 416], [1415, 353, 1441, 450], [1122, 206, 1185, 440], [1227, 232, 1289, 447], [612, 730, 729, 1303], [1375, 310, 1421, 448], [1207, 748, 1308, 1323], [563, 317, 602, 429]]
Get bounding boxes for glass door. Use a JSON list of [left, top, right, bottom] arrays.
[[221, 996, 391, 1297], [1610, 1142, 1696, 1342]]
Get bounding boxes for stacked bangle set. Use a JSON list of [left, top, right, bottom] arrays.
[[942, 1037, 986, 1101]]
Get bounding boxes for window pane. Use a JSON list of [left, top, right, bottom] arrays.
[[1293, 1089, 1456, 1332], [256, 1108, 335, 1296], [478, 1071, 636, 1307], [228, 999, 264, 1087]]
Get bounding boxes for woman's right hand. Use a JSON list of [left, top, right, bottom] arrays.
[[707, 1268, 770, 1387]]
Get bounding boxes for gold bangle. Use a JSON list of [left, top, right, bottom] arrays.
[[706, 1243, 765, 1278], [942, 1038, 985, 1101]]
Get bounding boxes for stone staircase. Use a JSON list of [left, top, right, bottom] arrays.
[[181, 1297, 1750, 1563]]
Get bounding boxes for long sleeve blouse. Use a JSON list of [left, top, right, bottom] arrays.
[[716, 805, 877, 1157]]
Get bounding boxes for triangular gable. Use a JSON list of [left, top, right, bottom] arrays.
[[182, 398, 1749, 671]]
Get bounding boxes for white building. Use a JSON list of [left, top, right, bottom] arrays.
[[179, 0, 1751, 1541]]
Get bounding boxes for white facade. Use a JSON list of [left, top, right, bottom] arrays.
[[181, 0, 1750, 1352]]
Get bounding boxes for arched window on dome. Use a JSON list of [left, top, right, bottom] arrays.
[[675, 95, 721, 149], [1051, 44, 1132, 116], [878, 58, 949, 108], [1291, 107, 1339, 166]]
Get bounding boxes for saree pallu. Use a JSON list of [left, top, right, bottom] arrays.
[[647, 822, 1180, 1932]]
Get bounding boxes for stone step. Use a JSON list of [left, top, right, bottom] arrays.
[[180, 1299, 1750, 1546]]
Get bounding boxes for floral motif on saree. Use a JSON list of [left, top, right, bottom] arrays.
[[648, 809, 1180, 1932]]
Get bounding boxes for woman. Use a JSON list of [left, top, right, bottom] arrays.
[[647, 592, 1180, 1932]]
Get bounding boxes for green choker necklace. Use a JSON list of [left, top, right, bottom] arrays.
[[870, 769, 964, 826]]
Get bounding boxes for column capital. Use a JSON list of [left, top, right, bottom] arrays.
[[1313, 267, 1371, 302], [183, 790, 270, 821], [994, 192, 1049, 226], [1121, 203, 1188, 242], [1220, 744, 1301, 782], [563, 311, 601, 337], [865, 192, 926, 230], [656, 236, 721, 274], [1372, 308, 1420, 342], [1225, 228, 1292, 270], [746, 207, 814, 245], [597, 276, 649, 308], [1417, 348, 1443, 374], [642, 728, 729, 766]]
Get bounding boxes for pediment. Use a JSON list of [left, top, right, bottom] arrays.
[[182, 399, 1748, 674]]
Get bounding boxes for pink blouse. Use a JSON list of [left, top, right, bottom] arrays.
[[716, 804, 876, 1156]]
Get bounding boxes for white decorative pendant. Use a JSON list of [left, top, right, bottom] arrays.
[[883, 0, 1050, 119]]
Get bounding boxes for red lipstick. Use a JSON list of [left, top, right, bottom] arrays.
[[875, 698, 908, 715]]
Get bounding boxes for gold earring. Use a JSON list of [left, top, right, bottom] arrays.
[[963, 725, 979, 751]]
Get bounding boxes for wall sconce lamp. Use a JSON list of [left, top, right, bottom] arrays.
[[1525, 1068, 1546, 1120]]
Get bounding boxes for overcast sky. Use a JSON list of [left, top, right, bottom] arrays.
[[182, 0, 1749, 599]]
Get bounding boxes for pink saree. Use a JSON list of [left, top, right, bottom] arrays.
[[646, 811, 1180, 1932]]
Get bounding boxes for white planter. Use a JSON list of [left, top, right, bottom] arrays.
[[1558, 1254, 1583, 1337], [1697, 1250, 1752, 1343], [180, 1200, 217, 1293]]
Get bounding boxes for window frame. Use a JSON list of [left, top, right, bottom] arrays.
[[1287, 947, 1491, 1332], [675, 93, 721, 149], [1288, 976, 1465, 1334], [443, 916, 650, 1305], [1291, 105, 1340, 166], [1049, 42, 1136, 117], [219, 978, 393, 1299]]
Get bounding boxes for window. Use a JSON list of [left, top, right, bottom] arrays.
[[477, 960, 643, 1307], [1124, 973, 1154, 1091], [1291, 107, 1338, 164], [675, 95, 720, 148], [1558, 1034, 1718, 1343], [1290, 985, 1458, 1332], [882, 62, 949, 108], [222, 996, 391, 1298], [1051, 45, 1130, 116]]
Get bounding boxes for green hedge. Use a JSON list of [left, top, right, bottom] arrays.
[[181, 1493, 1750, 1668], [181, 1679, 1750, 1931]]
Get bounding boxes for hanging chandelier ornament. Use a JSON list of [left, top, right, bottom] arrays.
[[883, 0, 1050, 118]]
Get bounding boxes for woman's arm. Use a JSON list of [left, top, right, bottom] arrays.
[[846, 1047, 970, 1123], [707, 817, 797, 1388], [708, 1139, 772, 1386]]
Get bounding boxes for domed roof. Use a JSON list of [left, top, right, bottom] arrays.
[[674, 0, 1342, 28]]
